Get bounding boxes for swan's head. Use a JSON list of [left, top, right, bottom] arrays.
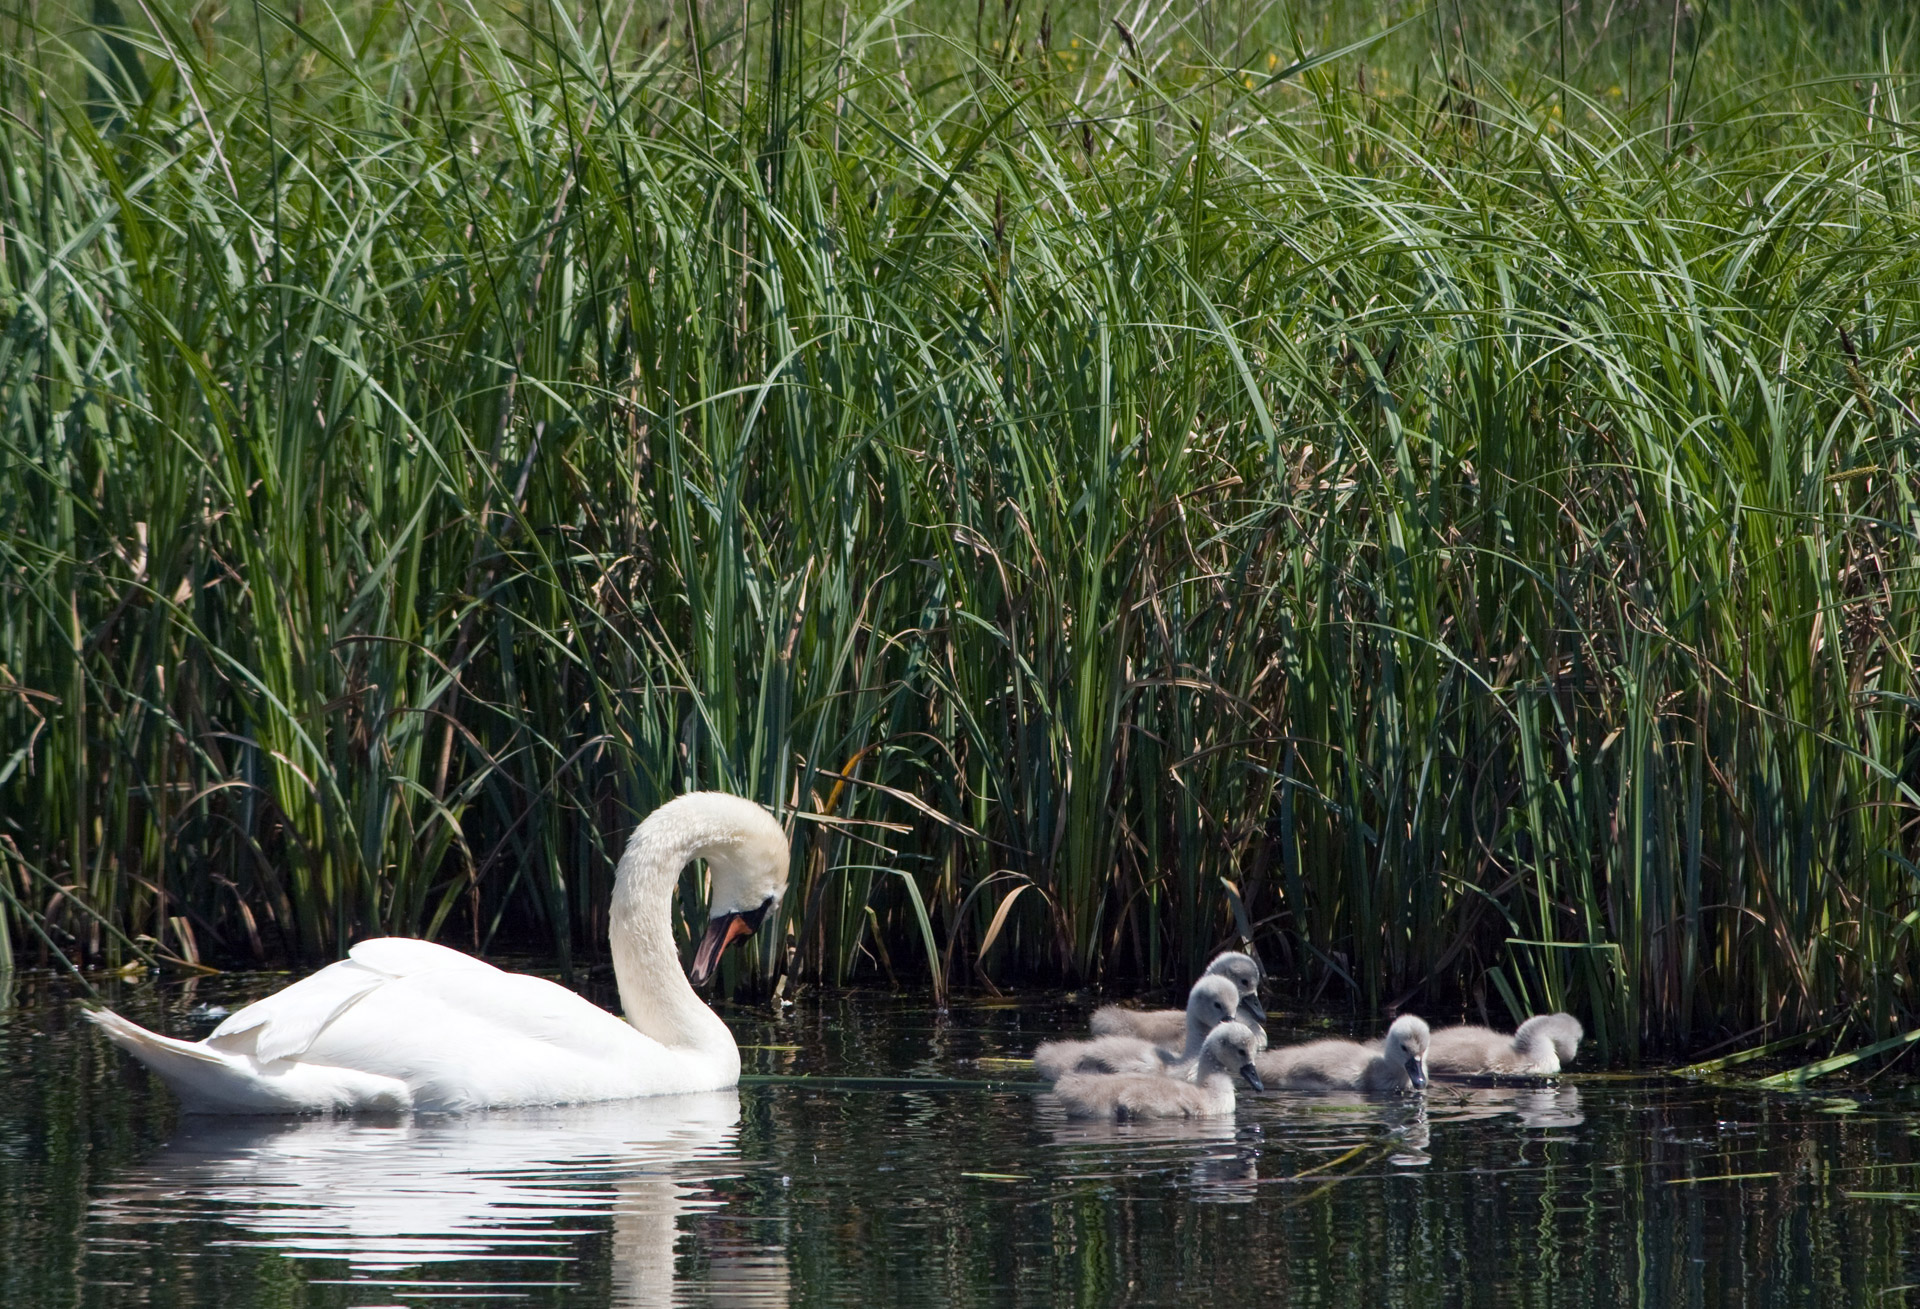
[[1187, 974, 1252, 1030], [1201, 1021, 1264, 1092], [677, 795, 791, 986], [1384, 1015, 1431, 1090]]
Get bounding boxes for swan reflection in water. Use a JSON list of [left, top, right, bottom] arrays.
[[88, 1093, 787, 1307]]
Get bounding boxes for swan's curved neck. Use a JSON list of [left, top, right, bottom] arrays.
[[607, 818, 739, 1068]]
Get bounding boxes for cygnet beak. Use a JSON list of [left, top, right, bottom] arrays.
[[1239, 1062, 1265, 1092], [1239, 995, 1267, 1025], [1405, 1055, 1428, 1090], [689, 900, 773, 986]]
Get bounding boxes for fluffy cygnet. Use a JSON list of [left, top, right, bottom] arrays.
[[1033, 975, 1244, 1081], [1054, 1021, 1264, 1120], [1256, 1015, 1431, 1094], [1090, 951, 1268, 1049], [1426, 1013, 1583, 1077]]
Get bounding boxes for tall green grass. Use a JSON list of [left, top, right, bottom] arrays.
[[2, 0, 1916, 1053]]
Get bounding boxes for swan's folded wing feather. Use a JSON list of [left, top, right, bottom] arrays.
[[348, 936, 497, 977], [313, 968, 660, 1069], [301, 969, 668, 1107], [409, 969, 645, 1059], [208, 960, 391, 1063], [210, 940, 499, 1064]]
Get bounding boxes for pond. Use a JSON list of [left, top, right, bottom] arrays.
[[3, 968, 1919, 1305]]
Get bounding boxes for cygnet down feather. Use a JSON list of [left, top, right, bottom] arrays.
[[1425, 1013, 1583, 1077], [1054, 1022, 1264, 1120], [1033, 975, 1245, 1080], [1256, 1015, 1431, 1093], [1089, 951, 1268, 1049]]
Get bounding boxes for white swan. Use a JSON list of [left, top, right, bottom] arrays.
[[86, 792, 789, 1113]]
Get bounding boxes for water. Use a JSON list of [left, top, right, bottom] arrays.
[[5, 969, 1920, 1306]]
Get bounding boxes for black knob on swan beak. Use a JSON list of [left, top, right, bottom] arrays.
[[689, 899, 773, 986]]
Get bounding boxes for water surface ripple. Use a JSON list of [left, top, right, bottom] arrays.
[[4, 971, 1917, 1305]]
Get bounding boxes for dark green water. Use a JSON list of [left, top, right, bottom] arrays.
[[4, 969, 1919, 1306]]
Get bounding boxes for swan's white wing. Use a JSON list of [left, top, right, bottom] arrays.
[[209, 939, 498, 1063], [209, 960, 389, 1062], [347, 936, 496, 978], [391, 968, 646, 1063], [305, 970, 676, 1108]]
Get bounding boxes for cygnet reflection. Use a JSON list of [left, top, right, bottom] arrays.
[[87, 1093, 787, 1307], [1247, 1089, 1434, 1164], [1042, 1112, 1240, 1147], [1040, 1107, 1258, 1201], [1187, 1140, 1262, 1202], [1425, 1083, 1585, 1129]]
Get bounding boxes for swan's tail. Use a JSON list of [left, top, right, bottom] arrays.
[[86, 1008, 273, 1111], [88, 1007, 416, 1114]]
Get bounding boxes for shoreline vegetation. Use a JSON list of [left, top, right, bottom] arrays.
[[1, 1, 1916, 1060]]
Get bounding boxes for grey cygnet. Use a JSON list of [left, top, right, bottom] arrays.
[[1089, 951, 1268, 1049], [1034, 975, 1247, 1080], [1257, 1014, 1431, 1093], [1426, 1013, 1583, 1077], [1054, 1021, 1264, 1120]]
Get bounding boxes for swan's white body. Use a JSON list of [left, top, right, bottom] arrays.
[[87, 793, 789, 1114]]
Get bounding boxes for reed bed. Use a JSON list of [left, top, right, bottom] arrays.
[[2, 0, 1916, 1054]]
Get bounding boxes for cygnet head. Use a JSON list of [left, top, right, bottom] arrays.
[[1187, 974, 1243, 1029], [1205, 951, 1264, 1003], [1384, 1015, 1431, 1090], [1205, 951, 1266, 1031], [1516, 1013, 1584, 1066], [663, 793, 790, 985], [1199, 1021, 1265, 1091]]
